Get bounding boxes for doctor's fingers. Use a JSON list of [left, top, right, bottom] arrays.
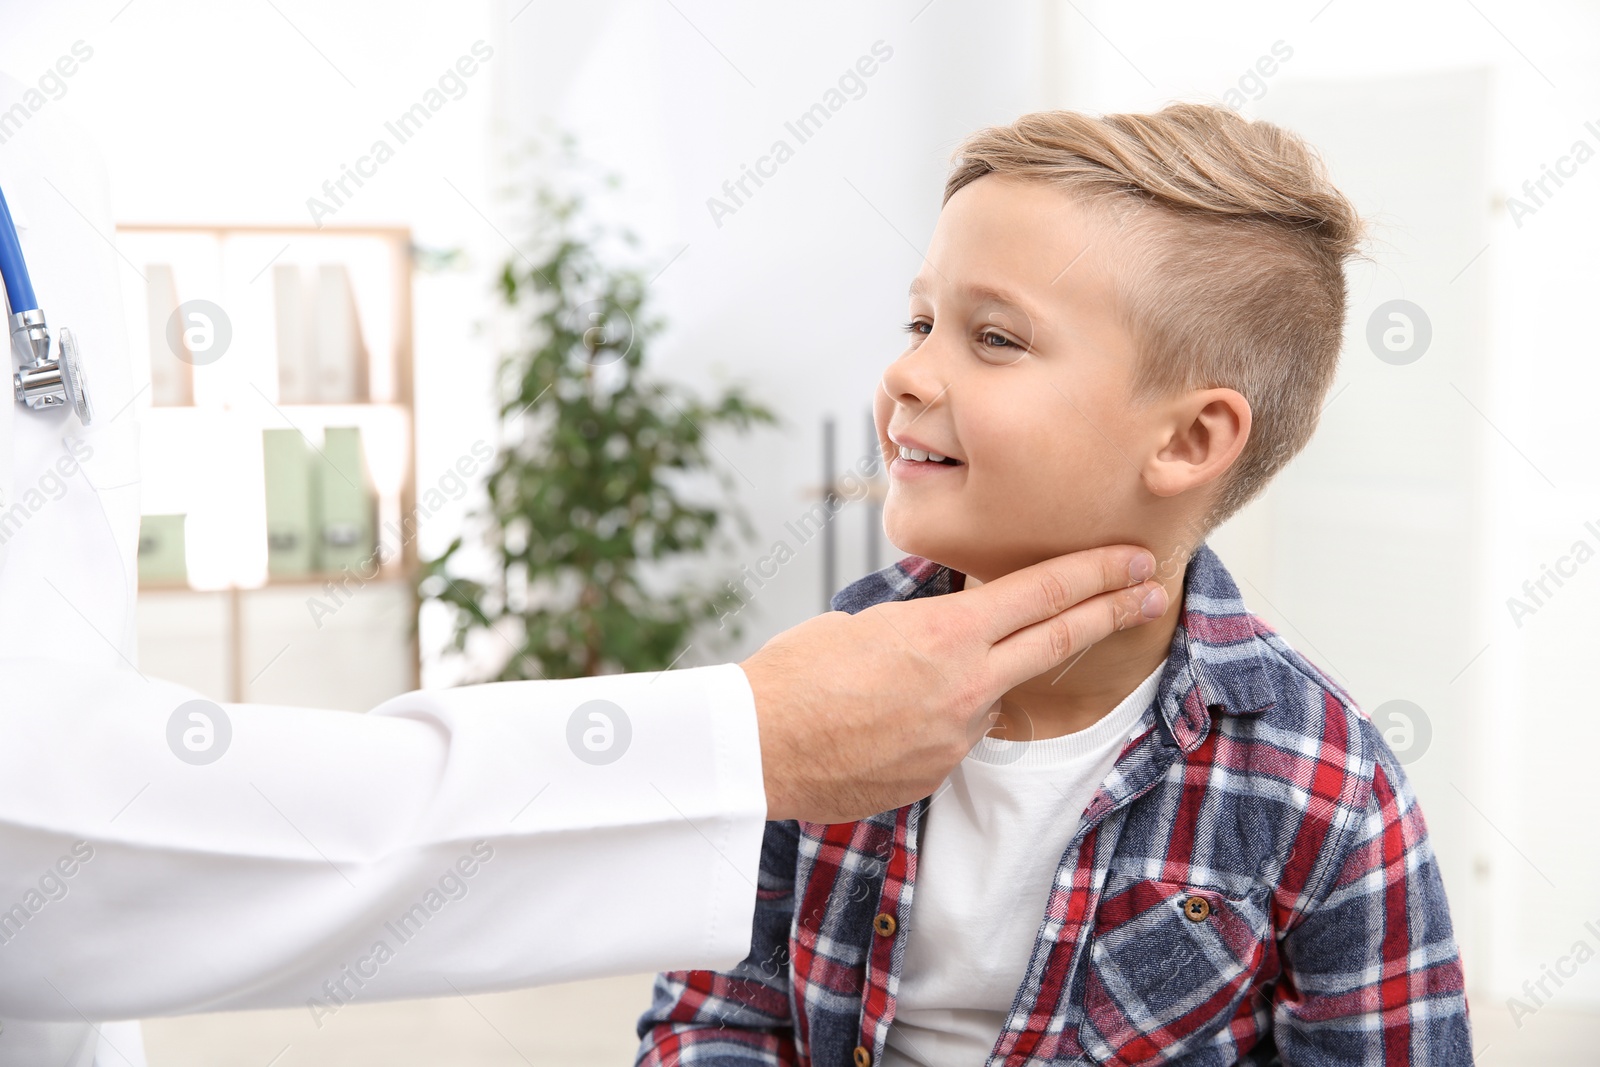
[[955, 544, 1159, 644], [983, 577, 1168, 690]]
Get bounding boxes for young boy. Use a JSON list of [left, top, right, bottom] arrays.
[[637, 104, 1470, 1066]]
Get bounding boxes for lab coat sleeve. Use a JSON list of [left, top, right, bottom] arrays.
[[0, 659, 766, 1021]]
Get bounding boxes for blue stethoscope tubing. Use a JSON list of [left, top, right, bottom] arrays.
[[0, 184, 38, 315]]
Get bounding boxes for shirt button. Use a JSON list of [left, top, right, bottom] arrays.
[[1183, 895, 1212, 922], [872, 911, 897, 937], [853, 1046, 872, 1067]]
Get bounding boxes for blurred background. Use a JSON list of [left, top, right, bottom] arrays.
[[2, 0, 1597, 1062]]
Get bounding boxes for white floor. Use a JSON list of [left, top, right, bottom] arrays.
[[139, 979, 1597, 1065], [1471, 997, 1598, 1067], [140, 973, 659, 1067]]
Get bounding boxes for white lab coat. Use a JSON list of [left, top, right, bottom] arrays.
[[0, 72, 765, 1065]]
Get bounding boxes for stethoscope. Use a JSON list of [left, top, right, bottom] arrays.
[[0, 183, 92, 425]]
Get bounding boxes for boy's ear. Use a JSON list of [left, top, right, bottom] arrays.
[[1141, 388, 1252, 498]]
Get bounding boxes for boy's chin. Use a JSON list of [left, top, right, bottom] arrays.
[[884, 530, 1013, 584], [885, 524, 1110, 585]]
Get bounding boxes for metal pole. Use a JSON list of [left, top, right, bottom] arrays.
[[822, 416, 837, 612], [865, 408, 881, 573]]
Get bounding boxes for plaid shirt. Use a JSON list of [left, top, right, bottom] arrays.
[[638, 546, 1471, 1066]]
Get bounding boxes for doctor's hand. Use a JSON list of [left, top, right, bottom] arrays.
[[742, 545, 1168, 823]]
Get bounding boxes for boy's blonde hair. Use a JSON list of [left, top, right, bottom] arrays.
[[945, 103, 1363, 525]]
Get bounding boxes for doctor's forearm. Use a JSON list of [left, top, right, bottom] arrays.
[[0, 661, 764, 1019]]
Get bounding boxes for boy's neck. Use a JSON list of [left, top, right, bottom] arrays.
[[980, 567, 1186, 743]]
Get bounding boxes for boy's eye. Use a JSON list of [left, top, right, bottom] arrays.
[[900, 320, 1026, 359]]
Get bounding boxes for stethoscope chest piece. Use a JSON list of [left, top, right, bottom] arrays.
[[58, 325, 91, 424], [12, 311, 92, 424]]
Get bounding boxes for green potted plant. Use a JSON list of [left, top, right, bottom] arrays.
[[421, 144, 775, 681]]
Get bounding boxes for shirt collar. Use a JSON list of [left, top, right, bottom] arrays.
[[1155, 544, 1277, 751], [830, 545, 1277, 751]]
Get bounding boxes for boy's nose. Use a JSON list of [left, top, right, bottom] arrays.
[[880, 338, 950, 410]]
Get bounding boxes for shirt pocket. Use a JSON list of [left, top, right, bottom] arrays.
[[1077, 875, 1272, 1066]]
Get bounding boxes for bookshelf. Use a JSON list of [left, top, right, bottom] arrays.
[[120, 224, 420, 709]]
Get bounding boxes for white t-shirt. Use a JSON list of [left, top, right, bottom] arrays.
[[881, 664, 1165, 1067]]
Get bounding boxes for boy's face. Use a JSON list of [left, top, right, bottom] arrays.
[[875, 176, 1166, 582]]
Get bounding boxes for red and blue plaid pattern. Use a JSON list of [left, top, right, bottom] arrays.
[[638, 546, 1470, 1066]]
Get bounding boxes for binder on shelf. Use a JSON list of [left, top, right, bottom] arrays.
[[312, 264, 369, 403], [145, 265, 193, 407], [263, 429, 316, 577], [316, 427, 375, 575], [137, 514, 188, 585], [273, 264, 315, 405], [272, 264, 370, 404]]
